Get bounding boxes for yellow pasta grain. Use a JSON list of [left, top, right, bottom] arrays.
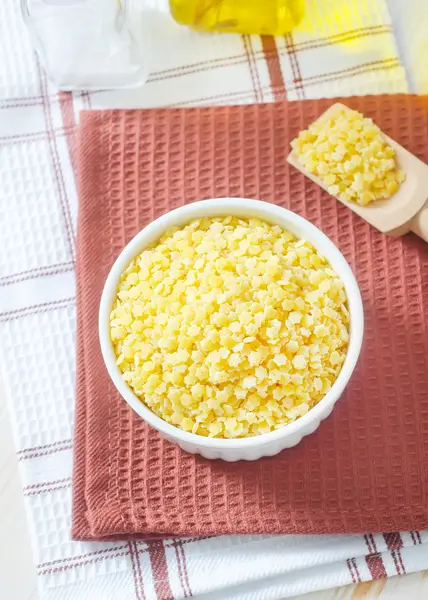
[[110, 217, 350, 438], [291, 107, 405, 206]]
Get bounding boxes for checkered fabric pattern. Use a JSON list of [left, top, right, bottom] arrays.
[[1, 0, 428, 599]]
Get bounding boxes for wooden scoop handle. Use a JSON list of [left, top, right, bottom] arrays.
[[411, 201, 428, 243]]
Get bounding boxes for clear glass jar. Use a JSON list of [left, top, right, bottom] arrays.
[[21, 0, 152, 90]]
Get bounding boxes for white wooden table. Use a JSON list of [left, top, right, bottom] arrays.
[[1, 383, 428, 600]]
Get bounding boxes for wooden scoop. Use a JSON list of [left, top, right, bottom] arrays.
[[287, 103, 428, 243]]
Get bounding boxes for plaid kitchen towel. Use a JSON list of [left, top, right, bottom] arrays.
[[1, 0, 428, 598]]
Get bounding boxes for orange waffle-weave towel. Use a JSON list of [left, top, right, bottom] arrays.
[[72, 96, 428, 540]]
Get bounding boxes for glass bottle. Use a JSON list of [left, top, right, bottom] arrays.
[[169, 0, 305, 35]]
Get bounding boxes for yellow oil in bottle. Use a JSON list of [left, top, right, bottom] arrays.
[[169, 0, 305, 35]]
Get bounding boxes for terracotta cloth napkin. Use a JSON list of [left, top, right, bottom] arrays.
[[73, 95, 428, 541]]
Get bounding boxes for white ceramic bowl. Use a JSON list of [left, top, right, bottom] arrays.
[[99, 198, 364, 461]]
